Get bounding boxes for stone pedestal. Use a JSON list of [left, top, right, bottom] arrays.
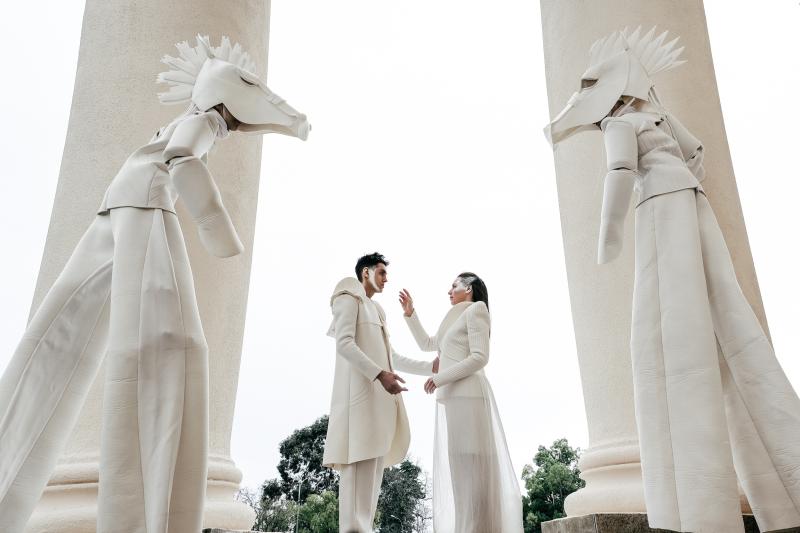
[[540, 0, 768, 517], [542, 514, 783, 533], [203, 529, 261, 533], [24, 0, 270, 530]]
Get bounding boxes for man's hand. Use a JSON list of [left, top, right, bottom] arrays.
[[432, 356, 440, 374], [377, 370, 408, 394], [424, 377, 437, 394], [399, 289, 414, 317]]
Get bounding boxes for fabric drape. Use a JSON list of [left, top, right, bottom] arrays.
[[0, 209, 208, 533]]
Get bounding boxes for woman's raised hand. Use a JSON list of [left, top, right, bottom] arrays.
[[399, 288, 415, 317]]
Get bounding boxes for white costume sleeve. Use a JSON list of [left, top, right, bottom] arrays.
[[164, 113, 244, 258], [403, 311, 439, 352], [392, 348, 435, 376], [598, 118, 637, 264], [331, 294, 384, 380], [433, 302, 490, 387], [666, 112, 706, 182]]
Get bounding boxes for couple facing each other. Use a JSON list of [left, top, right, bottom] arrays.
[[323, 252, 523, 533]]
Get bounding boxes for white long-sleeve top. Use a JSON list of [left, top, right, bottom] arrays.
[[404, 301, 490, 398], [601, 110, 706, 207], [98, 109, 225, 215]]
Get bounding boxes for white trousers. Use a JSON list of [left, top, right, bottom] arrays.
[[632, 189, 800, 533], [0, 208, 208, 533], [338, 456, 384, 533]]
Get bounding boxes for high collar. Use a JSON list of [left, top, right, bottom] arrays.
[[435, 301, 474, 339], [330, 277, 368, 305]]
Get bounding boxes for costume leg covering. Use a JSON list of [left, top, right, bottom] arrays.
[[0, 215, 114, 530], [631, 189, 742, 533], [98, 208, 207, 533], [696, 194, 800, 530], [161, 210, 208, 533], [338, 457, 384, 533]]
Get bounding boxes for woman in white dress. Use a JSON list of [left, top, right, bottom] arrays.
[[399, 273, 522, 533]]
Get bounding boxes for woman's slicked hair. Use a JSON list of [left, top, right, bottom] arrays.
[[458, 272, 489, 311]]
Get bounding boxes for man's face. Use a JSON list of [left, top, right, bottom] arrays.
[[364, 263, 388, 293]]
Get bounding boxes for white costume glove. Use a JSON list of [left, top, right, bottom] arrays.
[[164, 113, 244, 258], [598, 117, 637, 264]]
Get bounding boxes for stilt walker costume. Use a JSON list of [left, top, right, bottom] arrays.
[[545, 27, 800, 533], [0, 35, 309, 533]]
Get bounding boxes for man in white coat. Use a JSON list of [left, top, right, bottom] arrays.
[[324, 253, 434, 533]]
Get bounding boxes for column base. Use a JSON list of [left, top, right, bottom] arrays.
[[25, 454, 254, 532], [564, 441, 647, 516], [542, 514, 798, 533]]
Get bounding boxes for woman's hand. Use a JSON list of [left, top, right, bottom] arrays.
[[424, 377, 437, 394], [399, 288, 415, 317], [432, 356, 440, 374]]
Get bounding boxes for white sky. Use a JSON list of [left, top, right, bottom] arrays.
[[0, 1, 799, 495]]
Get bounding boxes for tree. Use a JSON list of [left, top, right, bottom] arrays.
[[246, 415, 431, 532], [296, 491, 339, 533], [412, 470, 434, 533], [276, 415, 339, 502], [239, 482, 297, 533], [521, 438, 584, 533], [242, 416, 338, 531], [375, 459, 428, 533]]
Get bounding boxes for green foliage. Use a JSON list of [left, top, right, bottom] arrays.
[[254, 494, 297, 532], [277, 415, 339, 502], [296, 491, 339, 533], [375, 459, 428, 533], [245, 415, 431, 532], [239, 484, 296, 533], [521, 438, 584, 533]]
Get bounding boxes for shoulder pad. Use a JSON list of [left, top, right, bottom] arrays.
[[469, 301, 490, 316], [602, 119, 638, 171], [163, 112, 218, 162]]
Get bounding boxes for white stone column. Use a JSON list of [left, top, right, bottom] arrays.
[[540, 0, 767, 516], [25, 1, 270, 530]]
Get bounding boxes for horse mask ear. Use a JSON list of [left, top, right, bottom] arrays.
[[544, 26, 686, 146], [157, 34, 310, 140]]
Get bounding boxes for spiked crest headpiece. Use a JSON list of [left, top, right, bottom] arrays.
[[157, 35, 309, 139], [545, 26, 686, 145]]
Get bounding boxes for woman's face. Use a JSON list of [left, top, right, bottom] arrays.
[[448, 277, 473, 305]]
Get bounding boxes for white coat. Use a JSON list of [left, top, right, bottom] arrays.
[[323, 277, 429, 470]]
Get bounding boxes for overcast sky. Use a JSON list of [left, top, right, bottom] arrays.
[[0, 1, 799, 496]]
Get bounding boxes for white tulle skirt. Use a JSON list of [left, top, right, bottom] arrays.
[[432, 374, 523, 533]]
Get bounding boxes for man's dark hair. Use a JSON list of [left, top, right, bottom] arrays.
[[355, 252, 389, 281]]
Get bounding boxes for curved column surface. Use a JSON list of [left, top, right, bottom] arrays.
[[539, 0, 766, 516], [25, 0, 270, 530]]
